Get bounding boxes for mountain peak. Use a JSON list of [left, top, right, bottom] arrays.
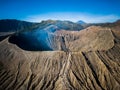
[[77, 20, 86, 25]]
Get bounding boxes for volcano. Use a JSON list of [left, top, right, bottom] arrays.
[[0, 19, 120, 90]]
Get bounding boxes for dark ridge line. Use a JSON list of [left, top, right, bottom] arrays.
[[40, 76, 47, 90], [81, 52, 105, 90], [0, 71, 9, 84], [11, 62, 21, 89], [0, 71, 12, 86], [66, 71, 76, 90], [71, 70, 84, 88], [0, 70, 6, 78], [15, 72, 30, 90], [1, 74, 14, 90], [96, 50, 120, 85], [27, 73, 34, 90]]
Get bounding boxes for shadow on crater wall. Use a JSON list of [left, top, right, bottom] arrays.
[[9, 31, 53, 51]]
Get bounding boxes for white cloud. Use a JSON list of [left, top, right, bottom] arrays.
[[24, 12, 120, 23]]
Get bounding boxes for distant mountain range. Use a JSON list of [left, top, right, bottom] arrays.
[[39, 20, 85, 31], [1, 19, 119, 33], [0, 19, 86, 33]]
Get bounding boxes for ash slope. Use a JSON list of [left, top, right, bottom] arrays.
[[0, 21, 120, 90]]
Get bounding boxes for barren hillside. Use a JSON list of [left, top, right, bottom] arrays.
[[0, 21, 120, 90]]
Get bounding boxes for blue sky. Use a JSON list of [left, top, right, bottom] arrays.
[[0, 0, 120, 23]]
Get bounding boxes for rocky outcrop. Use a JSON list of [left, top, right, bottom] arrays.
[[55, 26, 114, 51], [0, 25, 120, 90]]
